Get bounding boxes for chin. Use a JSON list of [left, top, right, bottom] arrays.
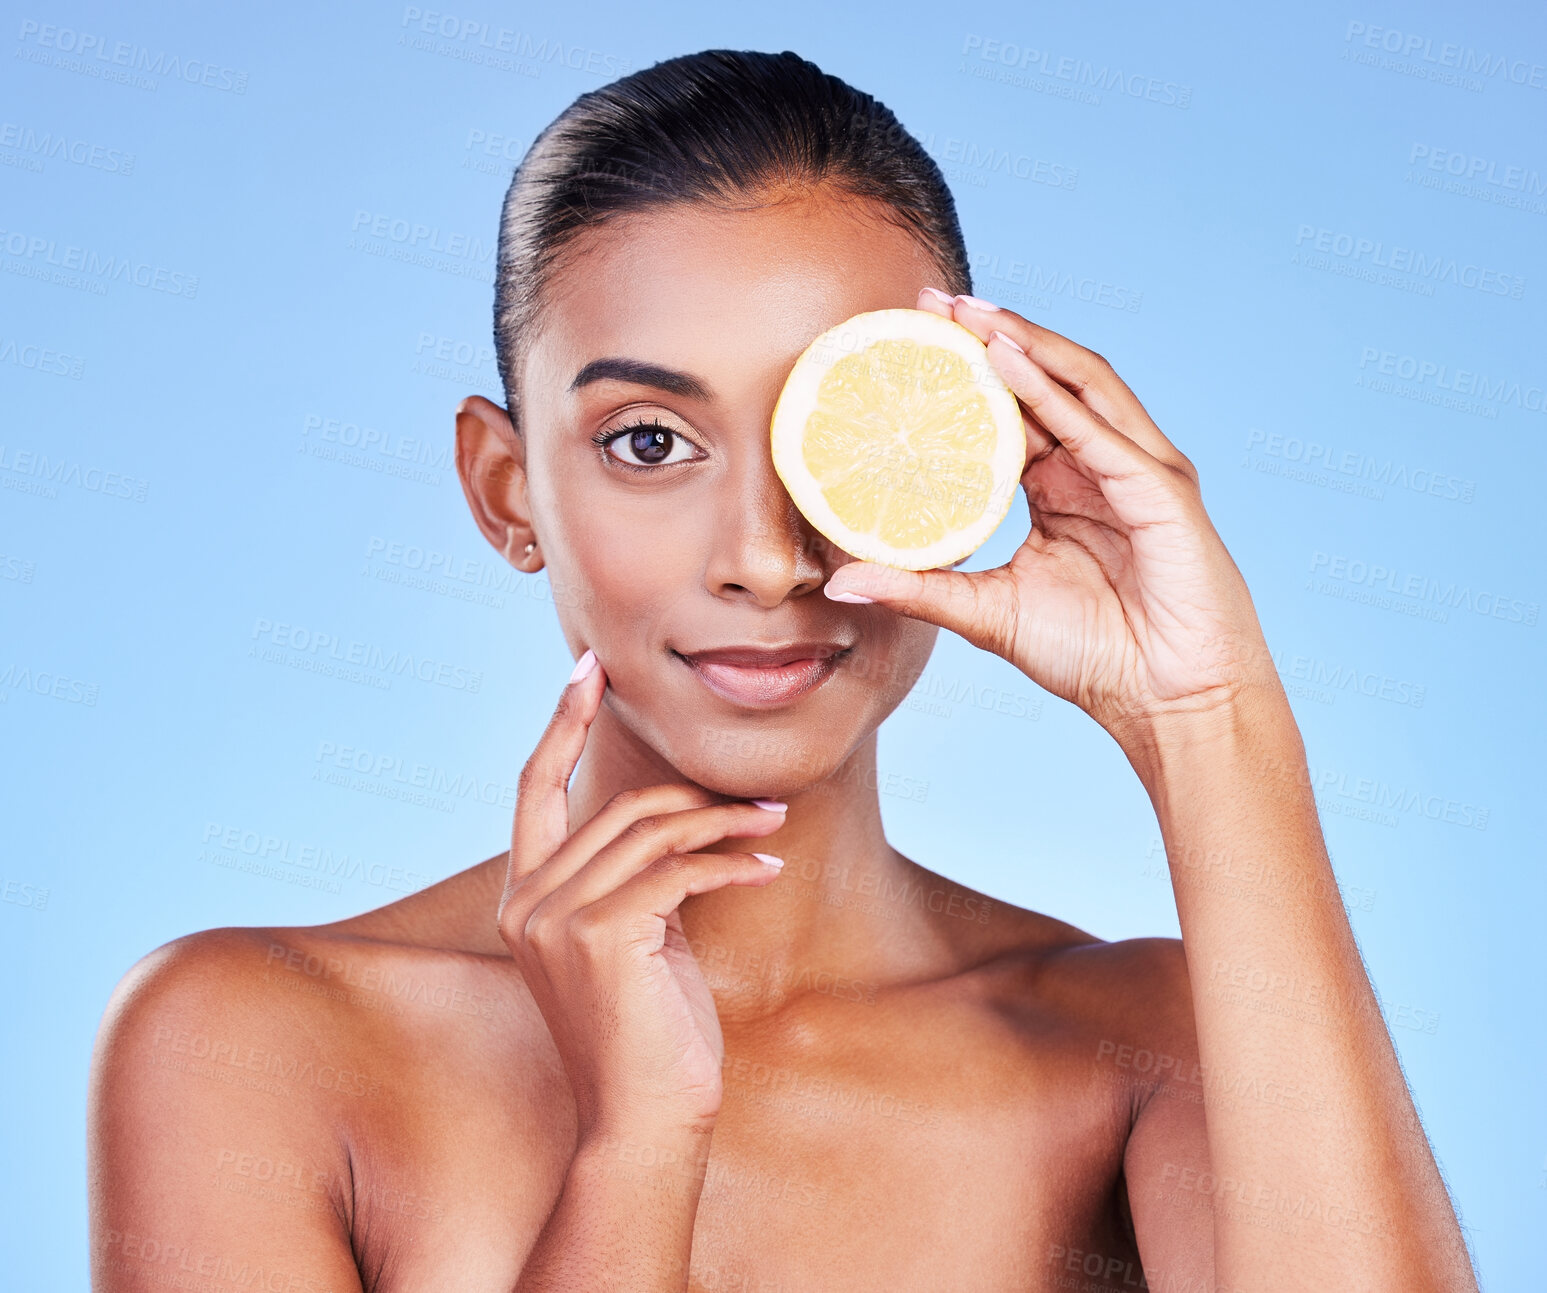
[[670, 725, 850, 800], [634, 695, 874, 800], [600, 643, 899, 798]]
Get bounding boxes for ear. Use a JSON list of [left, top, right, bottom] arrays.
[[455, 395, 538, 568]]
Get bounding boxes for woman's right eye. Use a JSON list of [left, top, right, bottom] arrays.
[[596, 420, 702, 469]]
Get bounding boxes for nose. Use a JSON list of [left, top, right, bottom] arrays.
[[704, 453, 829, 607]]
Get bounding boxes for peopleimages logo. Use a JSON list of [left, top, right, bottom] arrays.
[[350, 211, 494, 265], [202, 824, 432, 895], [0, 338, 85, 380], [959, 34, 1193, 108], [1356, 348, 1545, 417], [0, 443, 150, 502], [301, 414, 454, 473], [970, 250, 1143, 313], [1409, 144, 1546, 195], [249, 618, 485, 692], [1303, 762, 1489, 831], [1273, 649, 1427, 709], [1343, 21, 1547, 91], [15, 19, 250, 93], [397, 7, 633, 76], [1244, 428, 1475, 504], [0, 227, 199, 298], [1293, 225, 1524, 298], [0, 122, 135, 175], [1309, 552, 1538, 626], [916, 129, 1079, 191], [313, 740, 519, 812]]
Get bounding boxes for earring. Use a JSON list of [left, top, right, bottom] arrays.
[[523, 541, 536, 557]]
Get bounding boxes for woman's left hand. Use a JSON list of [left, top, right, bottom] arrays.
[[822, 288, 1282, 743]]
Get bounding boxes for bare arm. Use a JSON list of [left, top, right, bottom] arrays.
[[499, 650, 786, 1289], [514, 1125, 713, 1291], [825, 287, 1479, 1291], [87, 933, 366, 1293], [1116, 691, 1477, 1291]]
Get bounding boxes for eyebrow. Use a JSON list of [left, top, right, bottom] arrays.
[[568, 356, 715, 402]]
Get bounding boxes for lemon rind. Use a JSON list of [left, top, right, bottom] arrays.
[[769, 308, 1025, 572]]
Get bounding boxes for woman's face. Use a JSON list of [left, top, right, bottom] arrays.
[[498, 188, 947, 797]]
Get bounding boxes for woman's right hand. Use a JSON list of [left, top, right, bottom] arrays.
[[497, 648, 787, 1142]]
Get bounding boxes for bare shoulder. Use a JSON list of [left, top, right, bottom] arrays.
[[1046, 934, 1195, 1028], [86, 873, 547, 1286], [93, 922, 377, 1068], [90, 853, 536, 1141], [87, 925, 369, 1288], [85, 843, 579, 1286], [91, 876, 527, 1112], [968, 902, 1199, 1065], [88, 922, 391, 1155]]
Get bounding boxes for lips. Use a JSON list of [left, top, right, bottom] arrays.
[[674, 642, 851, 707]]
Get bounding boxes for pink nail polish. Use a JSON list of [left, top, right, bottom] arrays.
[[920, 286, 955, 305], [568, 648, 597, 683], [826, 590, 875, 604], [753, 853, 785, 868], [954, 293, 1001, 311], [989, 329, 1025, 355], [751, 799, 787, 812]]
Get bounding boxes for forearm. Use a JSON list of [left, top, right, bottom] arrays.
[[515, 1123, 713, 1292], [1118, 687, 1476, 1291]]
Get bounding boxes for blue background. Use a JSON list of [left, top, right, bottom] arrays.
[[3, 1, 1542, 1286]]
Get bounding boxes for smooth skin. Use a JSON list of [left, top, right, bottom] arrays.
[[88, 187, 1477, 1292]]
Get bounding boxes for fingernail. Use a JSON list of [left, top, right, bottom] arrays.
[[824, 583, 875, 604], [920, 286, 955, 305], [753, 853, 785, 868], [568, 648, 597, 683], [751, 799, 787, 812], [989, 329, 1025, 355], [955, 293, 1001, 311]]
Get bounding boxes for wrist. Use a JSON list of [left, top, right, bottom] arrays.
[[1110, 683, 1302, 799], [576, 1114, 718, 1166], [573, 1120, 717, 1199], [573, 1088, 721, 1148], [519, 1119, 712, 1291]]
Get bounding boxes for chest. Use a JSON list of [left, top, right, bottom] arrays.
[[684, 1072, 1130, 1292], [347, 1002, 1138, 1292]]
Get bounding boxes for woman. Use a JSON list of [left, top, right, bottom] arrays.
[[88, 49, 1476, 1292]]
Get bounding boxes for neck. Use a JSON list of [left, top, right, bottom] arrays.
[[565, 700, 936, 1020]]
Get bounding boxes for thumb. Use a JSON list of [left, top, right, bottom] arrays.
[[823, 561, 989, 637]]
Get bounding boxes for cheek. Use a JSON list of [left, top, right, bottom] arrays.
[[540, 486, 707, 652], [841, 617, 938, 701]]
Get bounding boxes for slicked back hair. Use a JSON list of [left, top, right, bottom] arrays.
[[492, 47, 972, 434]]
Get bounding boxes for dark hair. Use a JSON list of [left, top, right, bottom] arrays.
[[493, 48, 972, 433]]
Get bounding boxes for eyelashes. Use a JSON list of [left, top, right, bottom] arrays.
[[590, 416, 705, 472]]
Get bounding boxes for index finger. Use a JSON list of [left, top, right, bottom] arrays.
[[508, 648, 607, 882], [950, 295, 1189, 473]]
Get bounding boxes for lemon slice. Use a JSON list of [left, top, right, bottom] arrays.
[[770, 308, 1025, 571]]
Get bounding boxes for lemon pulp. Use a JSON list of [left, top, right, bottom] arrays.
[[770, 310, 1024, 571]]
